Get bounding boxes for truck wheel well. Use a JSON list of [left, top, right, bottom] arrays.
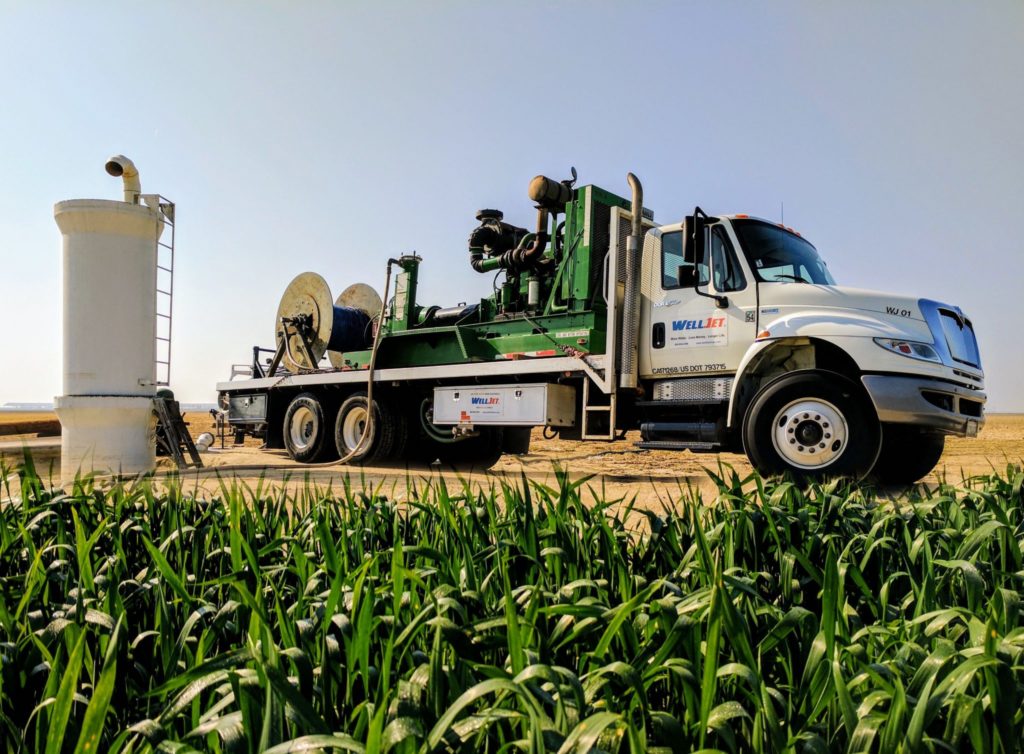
[[730, 339, 862, 432]]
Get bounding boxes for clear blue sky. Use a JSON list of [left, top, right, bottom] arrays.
[[2, 2, 1021, 410]]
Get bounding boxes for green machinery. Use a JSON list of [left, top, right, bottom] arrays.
[[336, 172, 647, 371]]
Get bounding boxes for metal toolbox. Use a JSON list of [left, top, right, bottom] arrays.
[[432, 383, 576, 427]]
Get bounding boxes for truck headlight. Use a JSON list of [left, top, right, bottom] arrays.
[[873, 338, 941, 363]]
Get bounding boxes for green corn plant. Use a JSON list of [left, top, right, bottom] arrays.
[[0, 453, 1021, 753]]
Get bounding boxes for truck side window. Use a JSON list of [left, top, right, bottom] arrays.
[[711, 226, 746, 292], [661, 231, 708, 289]]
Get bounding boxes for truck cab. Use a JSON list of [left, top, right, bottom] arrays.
[[635, 211, 986, 482]]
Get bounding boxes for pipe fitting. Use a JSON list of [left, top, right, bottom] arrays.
[[104, 155, 142, 204], [499, 207, 549, 272]]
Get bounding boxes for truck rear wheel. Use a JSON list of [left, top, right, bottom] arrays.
[[870, 425, 945, 485], [283, 392, 337, 463], [335, 392, 405, 464], [742, 371, 880, 481], [502, 427, 533, 455], [428, 428, 504, 470]]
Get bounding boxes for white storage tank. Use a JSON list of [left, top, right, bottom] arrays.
[[53, 156, 165, 481]]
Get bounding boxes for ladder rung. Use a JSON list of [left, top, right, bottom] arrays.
[[157, 265, 173, 272], [156, 289, 172, 295], [157, 359, 170, 365], [157, 312, 171, 319], [158, 241, 173, 249], [157, 336, 171, 342], [585, 406, 612, 412]]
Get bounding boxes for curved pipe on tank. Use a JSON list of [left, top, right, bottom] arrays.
[[104, 155, 141, 204]]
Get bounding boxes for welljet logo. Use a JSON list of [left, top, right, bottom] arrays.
[[672, 317, 726, 331], [471, 396, 500, 405]]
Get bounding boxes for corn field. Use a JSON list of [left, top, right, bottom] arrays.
[[0, 456, 1022, 753]]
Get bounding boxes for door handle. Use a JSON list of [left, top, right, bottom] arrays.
[[652, 322, 665, 349]]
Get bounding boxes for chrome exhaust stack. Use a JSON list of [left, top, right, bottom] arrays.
[[619, 172, 643, 389]]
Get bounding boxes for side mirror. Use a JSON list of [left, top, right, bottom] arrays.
[[681, 206, 728, 309], [677, 265, 699, 287], [682, 214, 703, 267]]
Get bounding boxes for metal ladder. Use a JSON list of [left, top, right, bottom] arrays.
[[152, 198, 176, 386], [154, 396, 203, 469], [581, 377, 618, 440]]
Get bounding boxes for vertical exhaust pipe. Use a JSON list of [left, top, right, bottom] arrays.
[[104, 155, 141, 204], [619, 172, 643, 389]]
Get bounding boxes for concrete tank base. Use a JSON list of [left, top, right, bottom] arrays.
[[55, 395, 156, 482]]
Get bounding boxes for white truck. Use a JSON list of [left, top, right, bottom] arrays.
[[218, 172, 985, 482]]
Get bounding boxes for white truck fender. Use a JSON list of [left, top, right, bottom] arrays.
[[726, 309, 931, 427]]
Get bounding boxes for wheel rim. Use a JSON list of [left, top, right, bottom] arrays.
[[288, 406, 317, 452], [341, 405, 371, 451], [771, 398, 849, 469]]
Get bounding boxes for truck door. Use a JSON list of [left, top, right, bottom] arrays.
[[641, 222, 758, 378]]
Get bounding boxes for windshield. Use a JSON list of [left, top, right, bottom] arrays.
[[732, 219, 836, 285]]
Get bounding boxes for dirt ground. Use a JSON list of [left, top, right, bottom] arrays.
[[4, 411, 1022, 509], [167, 412, 1024, 509], [0, 412, 60, 437]]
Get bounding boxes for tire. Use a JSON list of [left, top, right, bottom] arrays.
[[502, 427, 533, 455], [870, 425, 945, 485], [408, 396, 503, 469], [439, 428, 505, 470], [334, 392, 405, 464], [283, 392, 336, 463], [742, 370, 881, 481]]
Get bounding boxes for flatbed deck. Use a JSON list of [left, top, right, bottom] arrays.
[[216, 354, 610, 394]]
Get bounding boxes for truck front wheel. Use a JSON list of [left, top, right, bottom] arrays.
[[870, 425, 945, 485], [742, 371, 880, 481], [283, 392, 337, 463]]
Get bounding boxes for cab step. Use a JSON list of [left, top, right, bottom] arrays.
[[639, 420, 725, 445], [635, 440, 722, 452]]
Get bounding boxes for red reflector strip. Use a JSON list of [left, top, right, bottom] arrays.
[[496, 349, 558, 360]]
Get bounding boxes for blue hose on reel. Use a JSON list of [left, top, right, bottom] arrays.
[[327, 306, 372, 353]]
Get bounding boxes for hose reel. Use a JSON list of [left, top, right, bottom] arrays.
[[274, 273, 383, 373]]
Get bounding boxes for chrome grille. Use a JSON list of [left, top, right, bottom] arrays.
[[653, 377, 733, 402], [939, 309, 981, 368]]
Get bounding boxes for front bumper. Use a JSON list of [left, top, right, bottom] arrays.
[[861, 374, 986, 437]]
